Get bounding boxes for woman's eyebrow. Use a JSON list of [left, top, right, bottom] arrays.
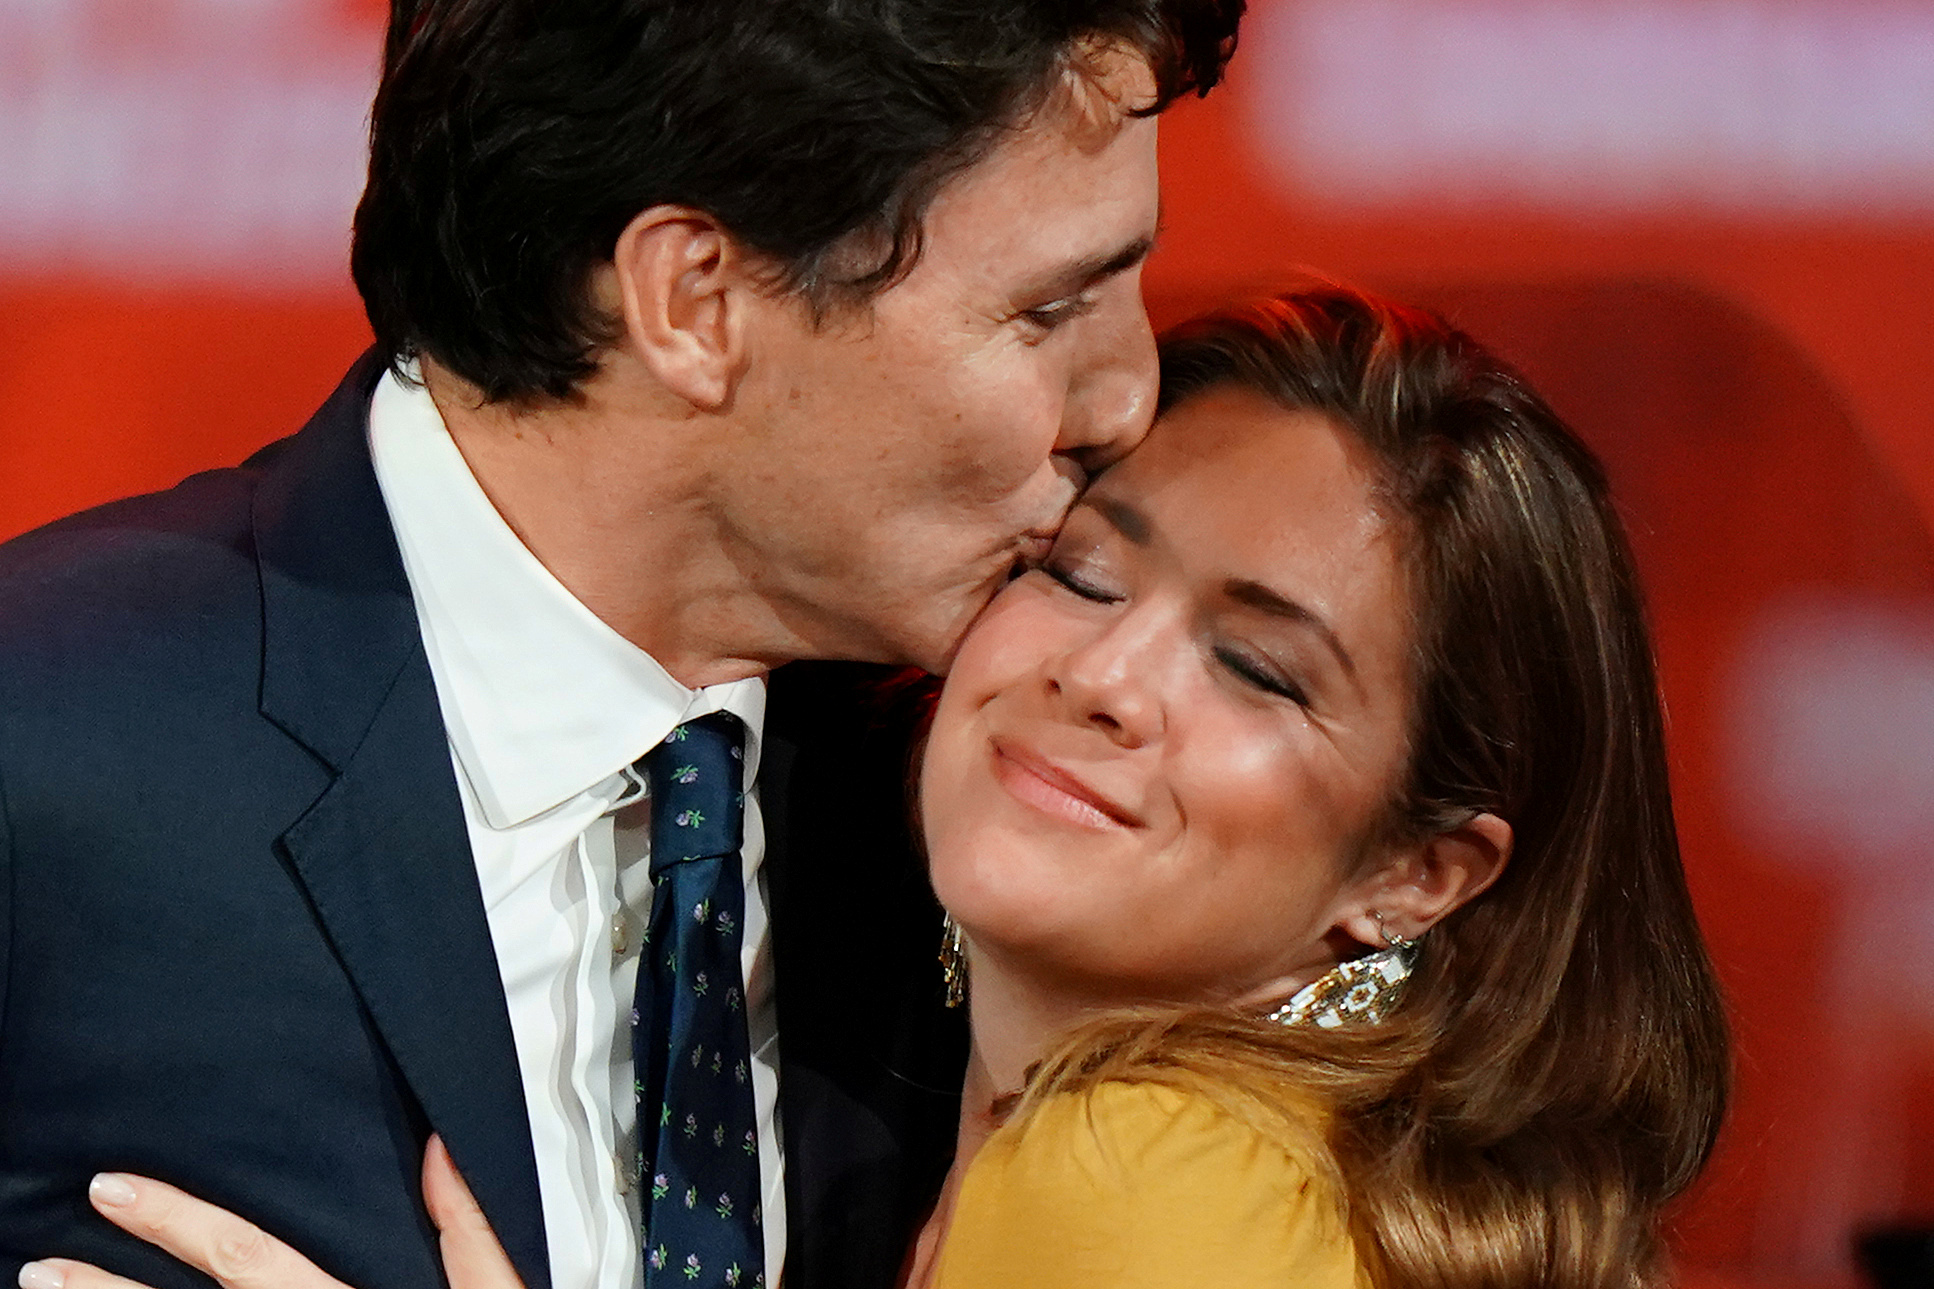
[[1088, 494, 1153, 545], [1225, 579, 1360, 684]]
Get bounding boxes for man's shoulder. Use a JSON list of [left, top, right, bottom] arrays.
[[0, 454, 277, 658], [2, 451, 270, 568], [0, 350, 385, 675]]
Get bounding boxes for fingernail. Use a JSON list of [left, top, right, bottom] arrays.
[[19, 1262, 65, 1289], [89, 1173, 137, 1207]]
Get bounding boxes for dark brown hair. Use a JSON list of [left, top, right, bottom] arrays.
[[352, 0, 1243, 404], [1015, 287, 1730, 1289]]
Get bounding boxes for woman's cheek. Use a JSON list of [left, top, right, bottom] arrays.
[[959, 583, 1074, 690], [1173, 709, 1304, 852]]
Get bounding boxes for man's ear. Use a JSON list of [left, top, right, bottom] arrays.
[[608, 206, 753, 411], [1336, 813, 1513, 949]]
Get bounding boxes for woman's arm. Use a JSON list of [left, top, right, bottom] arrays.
[[16, 1140, 520, 1289]]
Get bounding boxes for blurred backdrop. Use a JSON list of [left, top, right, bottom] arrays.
[[3, 1, 1931, 1284]]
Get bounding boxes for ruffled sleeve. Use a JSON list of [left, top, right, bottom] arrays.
[[930, 1080, 1368, 1289]]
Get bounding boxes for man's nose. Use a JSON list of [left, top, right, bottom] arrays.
[[1055, 297, 1158, 475]]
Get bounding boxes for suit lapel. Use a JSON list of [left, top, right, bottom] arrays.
[[253, 354, 551, 1289]]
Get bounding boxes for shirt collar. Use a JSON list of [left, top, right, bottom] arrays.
[[367, 365, 765, 829]]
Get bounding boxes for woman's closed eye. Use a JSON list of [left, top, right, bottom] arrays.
[[1214, 643, 1312, 707], [1038, 559, 1124, 603]]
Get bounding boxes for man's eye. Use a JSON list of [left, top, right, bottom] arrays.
[[1213, 645, 1310, 707], [1020, 294, 1098, 332], [1038, 562, 1122, 603]]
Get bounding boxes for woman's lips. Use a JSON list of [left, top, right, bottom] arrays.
[[990, 739, 1143, 830]]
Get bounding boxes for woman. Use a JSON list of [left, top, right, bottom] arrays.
[[22, 287, 1728, 1289], [906, 287, 1727, 1287]]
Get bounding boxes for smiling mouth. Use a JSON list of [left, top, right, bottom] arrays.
[[990, 740, 1143, 830]]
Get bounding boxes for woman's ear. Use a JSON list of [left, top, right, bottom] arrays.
[[606, 205, 753, 411], [1337, 813, 1513, 948]]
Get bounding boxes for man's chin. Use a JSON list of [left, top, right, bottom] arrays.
[[918, 577, 1021, 676], [901, 621, 970, 678], [875, 580, 1000, 676], [844, 556, 1018, 675]]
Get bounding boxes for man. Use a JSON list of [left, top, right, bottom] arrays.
[[0, 4, 1240, 1289]]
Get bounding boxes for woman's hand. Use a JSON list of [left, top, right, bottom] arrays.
[[417, 1139, 524, 1289], [16, 1137, 522, 1289]]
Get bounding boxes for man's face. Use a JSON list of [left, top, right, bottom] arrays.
[[725, 55, 1163, 673]]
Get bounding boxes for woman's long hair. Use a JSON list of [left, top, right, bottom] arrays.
[[1007, 287, 1729, 1289]]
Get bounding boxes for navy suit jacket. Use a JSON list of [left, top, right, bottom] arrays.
[[0, 354, 966, 1289]]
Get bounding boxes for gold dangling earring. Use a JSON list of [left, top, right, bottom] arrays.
[[939, 914, 968, 1008], [1265, 911, 1418, 1029]]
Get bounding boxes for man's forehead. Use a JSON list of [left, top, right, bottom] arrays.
[[915, 102, 1159, 280]]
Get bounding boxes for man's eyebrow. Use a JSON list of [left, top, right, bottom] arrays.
[[1225, 580, 1360, 683], [1088, 493, 1153, 545], [1019, 233, 1155, 303]]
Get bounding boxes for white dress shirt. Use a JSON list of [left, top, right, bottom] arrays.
[[368, 367, 787, 1289]]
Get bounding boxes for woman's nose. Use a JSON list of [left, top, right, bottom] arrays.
[[1047, 614, 1168, 747]]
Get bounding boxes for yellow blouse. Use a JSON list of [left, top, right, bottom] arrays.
[[930, 1080, 1370, 1288]]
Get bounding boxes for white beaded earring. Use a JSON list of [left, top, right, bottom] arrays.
[[1265, 912, 1417, 1029]]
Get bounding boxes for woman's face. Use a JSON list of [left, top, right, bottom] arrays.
[[921, 385, 1419, 1005]]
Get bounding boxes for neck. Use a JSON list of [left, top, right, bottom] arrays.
[[423, 357, 813, 687], [904, 950, 1096, 1289], [955, 950, 1100, 1141]]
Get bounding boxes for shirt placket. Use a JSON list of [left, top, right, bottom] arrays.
[[568, 814, 625, 1289]]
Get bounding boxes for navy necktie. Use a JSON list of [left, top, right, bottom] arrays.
[[633, 712, 765, 1289]]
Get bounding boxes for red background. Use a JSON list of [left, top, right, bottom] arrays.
[[4, 2, 1931, 1284]]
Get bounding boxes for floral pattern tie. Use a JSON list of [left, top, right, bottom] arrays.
[[634, 713, 765, 1289]]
